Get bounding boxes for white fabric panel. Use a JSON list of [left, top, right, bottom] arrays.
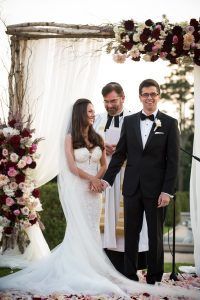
[[0, 38, 104, 268], [190, 64, 200, 276]]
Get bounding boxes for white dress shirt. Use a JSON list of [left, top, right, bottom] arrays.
[[140, 109, 158, 148]]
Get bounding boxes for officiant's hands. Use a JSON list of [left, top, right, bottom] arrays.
[[157, 192, 170, 208], [105, 143, 116, 156]]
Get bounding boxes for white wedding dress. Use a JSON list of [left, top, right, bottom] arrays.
[[0, 146, 199, 299]]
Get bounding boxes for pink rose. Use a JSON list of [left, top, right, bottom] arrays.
[[13, 209, 20, 216], [152, 45, 159, 52], [160, 52, 167, 58], [29, 144, 37, 154], [6, 197, 15, 206], [2, 149, 8, 157], [28, 213, 37, 220], [17, 197, 26, 205], [155, 24, 162, 30], [7, 167, 18, 177], [26, 156, 33, 165], [173, 35, 179, 44]]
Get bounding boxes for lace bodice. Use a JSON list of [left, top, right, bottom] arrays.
[[74, 146, 102, 176]]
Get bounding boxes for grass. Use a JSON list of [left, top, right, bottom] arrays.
[[0, 267, 20, 277]]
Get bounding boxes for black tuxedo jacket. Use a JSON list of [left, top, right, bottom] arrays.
[[103, 110, 180, 198]]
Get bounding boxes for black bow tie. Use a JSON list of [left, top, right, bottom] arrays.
[[104, 112, 123, 131], [140, 112, 154, 122]]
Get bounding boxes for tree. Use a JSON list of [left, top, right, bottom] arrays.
[[161, 64, 194, 191]]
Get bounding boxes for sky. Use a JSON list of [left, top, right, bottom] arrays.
[[0, 0, 200, 119]]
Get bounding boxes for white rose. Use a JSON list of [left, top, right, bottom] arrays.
[[3, 185, 15, 197], [10, 153, 19, 162], [133, 33, 140, 42], [0, 175, 10, 187], [3, 127, 20, 137], [21, 206, 30, 215], [17, 159, 26, 169], [143, 54, 151, 62]]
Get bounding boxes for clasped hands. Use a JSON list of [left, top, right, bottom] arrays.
[[89, 177, 108, 193]]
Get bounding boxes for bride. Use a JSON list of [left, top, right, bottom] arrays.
[[0, 98, 199, 299]]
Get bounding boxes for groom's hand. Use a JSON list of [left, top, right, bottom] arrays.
[[157, 192, 170, 208], [105, 143, 116, 156]]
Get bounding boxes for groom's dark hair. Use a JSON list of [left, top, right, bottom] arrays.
[[139, 79, 160, 95], [101, 82, 124, 97]]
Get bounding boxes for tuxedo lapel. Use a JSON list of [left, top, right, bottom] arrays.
[[134, 113, 143, 150]]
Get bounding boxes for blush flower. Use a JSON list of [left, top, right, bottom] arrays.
[[17, 159, 26, 169], [21, 206, 30, 215], [183, 33, 195, 50], [2, 149, 8, 157], [8, 167, 18, 177], [0, 175, 10, 187], [9, 182, 18, 190], [6, 197, 15, 206], [113, 53, 127, 63], [13, 209, 20, 216]]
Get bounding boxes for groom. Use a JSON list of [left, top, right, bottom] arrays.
[[102, 79, 180, 284]]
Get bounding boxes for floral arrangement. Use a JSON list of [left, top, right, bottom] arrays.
[[0, 117, 43, 253], [108, 16, 200, 65]]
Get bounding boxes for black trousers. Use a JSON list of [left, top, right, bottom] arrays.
[[124, 187, 164, 282], [104, 249, 147, 274]]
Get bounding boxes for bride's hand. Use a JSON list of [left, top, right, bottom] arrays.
[[90, 177, 103, 193]]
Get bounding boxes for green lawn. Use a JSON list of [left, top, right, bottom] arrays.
[[0, 268, 20, 277]]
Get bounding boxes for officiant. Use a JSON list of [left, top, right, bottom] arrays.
[[94, 82, 148, 273]]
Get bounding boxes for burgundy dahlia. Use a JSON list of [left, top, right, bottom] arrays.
[[8, 119, 17, 128], [4, 226, 13, 235], [15, 173, 26, 184], [151, 28, 160, 39], [190, 18, 199, 29], [172, 25, 183, 35], [29, 161, 36, 169], [145, 19, 154, 27], [21, 128, 31, 138], [9, 135, 21, 148], [124, 20, 134, 31], [32, 189, 40, 198]]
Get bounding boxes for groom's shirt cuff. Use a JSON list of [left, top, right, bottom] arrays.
[[101, 179, 111, 188], [163, 192, 174, 198]]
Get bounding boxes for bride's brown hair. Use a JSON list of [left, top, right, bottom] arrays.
[[71, 98, 104, 150]]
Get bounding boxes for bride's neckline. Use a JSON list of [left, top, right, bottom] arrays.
[[75, 146, 100, 153]]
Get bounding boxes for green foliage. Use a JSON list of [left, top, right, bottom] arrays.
[[160, 64, 194, 192], [164, 191, 190, 227], [176, 191, 190, 212], [0, 268, 20, 277], [40, 182, 66, 249]]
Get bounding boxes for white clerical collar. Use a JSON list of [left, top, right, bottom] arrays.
[[142, 109, 158, 118]]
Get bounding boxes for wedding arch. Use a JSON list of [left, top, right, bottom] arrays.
[[2, 17, 200, 274]]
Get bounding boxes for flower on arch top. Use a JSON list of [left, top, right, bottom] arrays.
[[108, 16, 200, 66]]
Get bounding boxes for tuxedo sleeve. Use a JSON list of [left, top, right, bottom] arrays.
[[103, 118, 127, 186], [162, 119, 180, 195]]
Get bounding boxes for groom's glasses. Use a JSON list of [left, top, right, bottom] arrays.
[[141, 92, 159, 98]]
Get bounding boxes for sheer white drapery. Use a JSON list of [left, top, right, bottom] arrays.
[[190, 65, 200, 276], [0, 38, 104, 268]]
